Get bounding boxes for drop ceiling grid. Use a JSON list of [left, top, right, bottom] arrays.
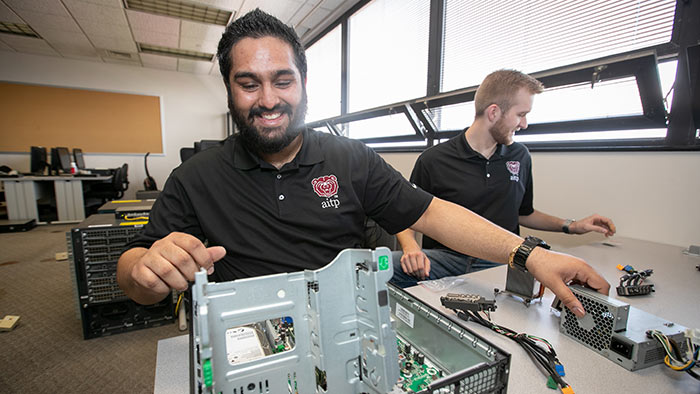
[[0, 0, 352, 75]]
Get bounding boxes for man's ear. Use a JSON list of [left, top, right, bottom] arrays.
[[486, 104, 500, 123]]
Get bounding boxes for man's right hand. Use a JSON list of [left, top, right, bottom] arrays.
[[400, 247, 431, 280], [117, 232, 226, 305]]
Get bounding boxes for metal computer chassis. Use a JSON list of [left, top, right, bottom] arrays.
[[560, 284, 687, 371], [191, 247, 399, 394], [190, 247, 510, 394]]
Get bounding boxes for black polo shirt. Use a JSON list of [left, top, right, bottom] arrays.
[[127, 128, 432, 281], [412, 131, 533, 250]]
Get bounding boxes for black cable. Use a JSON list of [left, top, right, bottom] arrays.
[[687, 368, 700, 381], [455, 309, 569, 389]]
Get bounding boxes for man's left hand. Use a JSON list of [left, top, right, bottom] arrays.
[[570, 214, 616, 237]]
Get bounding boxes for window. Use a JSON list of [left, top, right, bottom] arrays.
[[348, 0, 430, 112], [303, 0, 697, 151], [305, 25, 342, 122], [441, 0, 676, 92]]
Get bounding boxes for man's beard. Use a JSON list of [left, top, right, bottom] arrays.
[[488, 116, 514, 145], [230, 92, 308, 155]]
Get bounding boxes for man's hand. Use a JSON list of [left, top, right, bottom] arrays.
[[400, 247, 431, 280], [570, 214, 616, 236], [526, 247, 610, 317], [117, 232, 226, 305]]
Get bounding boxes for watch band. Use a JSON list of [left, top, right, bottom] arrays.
[[508, 236, 551, 272], [562, 219, 575, 234]]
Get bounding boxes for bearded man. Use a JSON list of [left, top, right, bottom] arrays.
[[117, 12, 609, 319]]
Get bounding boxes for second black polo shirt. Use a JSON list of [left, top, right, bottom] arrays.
[[411, 132, 534, 250]]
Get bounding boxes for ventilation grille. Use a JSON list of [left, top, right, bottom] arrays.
[[561, 294, 616, 351]]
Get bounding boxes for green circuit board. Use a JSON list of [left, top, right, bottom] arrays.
[[397, 337, 442, 393]]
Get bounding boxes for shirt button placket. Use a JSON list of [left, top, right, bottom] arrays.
[[275, 172, 285, 215]]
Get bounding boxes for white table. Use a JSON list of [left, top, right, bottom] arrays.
[[405, 237, 699, 393], [154, 237, 700, 393]]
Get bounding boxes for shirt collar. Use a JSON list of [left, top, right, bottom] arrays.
[[458, 128, 506, 160], [232, 128, 325, 170]]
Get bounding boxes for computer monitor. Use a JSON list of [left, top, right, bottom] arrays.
[[50, 147, 72, 174], [30, 146, 47, 175], [73, 148, 86, 170]]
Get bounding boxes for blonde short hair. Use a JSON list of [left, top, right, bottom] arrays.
[[474, 69, 544, 117]]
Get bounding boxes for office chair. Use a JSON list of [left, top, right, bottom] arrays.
[[84, 164, 130, 212]]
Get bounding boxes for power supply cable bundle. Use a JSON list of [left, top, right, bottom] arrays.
[[647, 329, 700, 381], [441, 293, 572, 393]]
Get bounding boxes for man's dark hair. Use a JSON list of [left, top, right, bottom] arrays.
[[217, 9, 307, 92]]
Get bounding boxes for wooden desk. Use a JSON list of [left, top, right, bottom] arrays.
[[1, 175, 111, 223], [406, 237, 699, 393]]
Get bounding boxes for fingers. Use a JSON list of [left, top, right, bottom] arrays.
[[527, 249, 611, 318], [548, 281, 586, 318], [401, 251, 429, 279], [579, 214, 616, 236], [140, 233, 223, 292], [423, 255, 431, 278]]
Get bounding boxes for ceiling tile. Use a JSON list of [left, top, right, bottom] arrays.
[[0, 34, 59, 55], [3, 0, 69, 17], [52, 43, 99, 57], [321, 0, 347, 10], [194, 0, 243, 10], [41, 29, 92, 46], [78, 20, 132, 39], [178, 58, 213, 74], [88, 34, 138, 52], [180, 20, 224, 40], [72, 0, 124, 7], [126, 9, 179, 34], [0, 39, 16, 50], [295, 6, 330, 30], [102, 55, 140, 65], [140, 52, 177, 70], [132, 29, 179, 47], [63, 0, 128, 26], [62, 52, 104, 62], [295, 26, 309, 39], [0, 2, 24, 23], [179, 35, 218, 54], [13, 10, 83, 33], [240, 1, 304, 24]]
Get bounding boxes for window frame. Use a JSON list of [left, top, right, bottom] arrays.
[[303, 0, 700, 152]]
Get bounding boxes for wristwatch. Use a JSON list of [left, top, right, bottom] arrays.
[[562, 219, 575, 234], [508, 236, 551, 272]]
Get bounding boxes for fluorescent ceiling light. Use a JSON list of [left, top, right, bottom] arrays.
[[0, 21, 41, 38], [138, 42, 214, 61], [124, 0, 233, 26]]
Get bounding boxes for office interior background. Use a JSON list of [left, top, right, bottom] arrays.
[[0, 1, 699, 393], [0, 1, 698, 245]]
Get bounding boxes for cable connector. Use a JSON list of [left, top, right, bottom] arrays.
[[555, 364, 565, 376], [440, 293, 497, 312], [561, 385, 575, 394], [616, 264, 635, 273], [685, 328, 700, 348], [616, 284, 654, 296]]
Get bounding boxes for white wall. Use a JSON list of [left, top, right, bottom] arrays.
[[0, 51, 228, 198], [381, 150, 700, 248]]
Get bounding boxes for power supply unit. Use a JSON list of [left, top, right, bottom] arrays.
[[560, 284, 687, 371]]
